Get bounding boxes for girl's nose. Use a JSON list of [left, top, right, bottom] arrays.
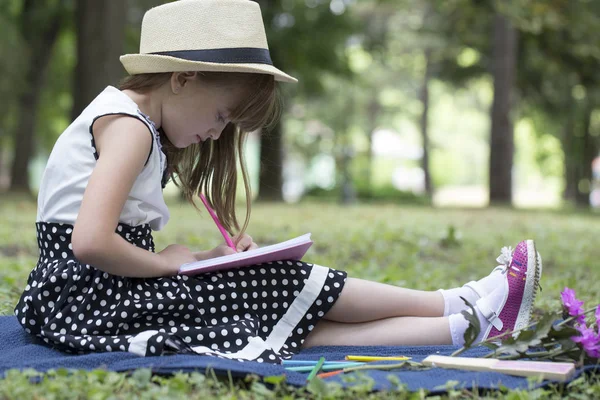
[[207, 129, 220, 141], [212, 130, 220, 140]]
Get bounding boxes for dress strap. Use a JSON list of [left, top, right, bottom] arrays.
[[89, 112, 155, 166]]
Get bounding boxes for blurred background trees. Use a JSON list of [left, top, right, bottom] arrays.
[[0, 0, 599, 209], [71, 0, 127, 120]]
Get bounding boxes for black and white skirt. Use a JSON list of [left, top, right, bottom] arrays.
[[14, 222, 347, 362]]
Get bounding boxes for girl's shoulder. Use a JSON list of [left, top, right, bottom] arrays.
[[84, 86, 150, 127], [81, 86, 158, 161]]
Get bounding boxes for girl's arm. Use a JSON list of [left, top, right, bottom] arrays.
[[72, 115, 193, 277]]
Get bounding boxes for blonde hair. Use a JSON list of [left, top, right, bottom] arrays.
[[120, 72, 281, 237]]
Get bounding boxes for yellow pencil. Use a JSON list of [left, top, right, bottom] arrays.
[[345, 355, 411, 362]]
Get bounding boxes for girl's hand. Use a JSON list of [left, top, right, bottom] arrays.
[[233, 233, 258, 252], [193, 244, 235, 261], [194, 234, 258, 261], [158, 244, 197, 273], [206, 244, 237, 259]]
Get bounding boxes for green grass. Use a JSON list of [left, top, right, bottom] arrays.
[[1, 196, 599, 399]]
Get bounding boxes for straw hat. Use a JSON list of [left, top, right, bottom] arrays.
[[120, 0, 297, 83]]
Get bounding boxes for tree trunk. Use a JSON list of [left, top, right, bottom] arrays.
[[563, 97, 596, 207], [562, 106, 577, 203], [488, 12, 517, 205], [363, 93, 380, 197], [419, 48, 433, 197], [255, 0, 286, 202], [338, 83, 356, 205], [9, 0, 64, 194], [71, 0, 127, 121], [0, 137, 4, 189], [575, 102, 595, 207], [258, 122, 284, 201], [340, 145, 356, 205]]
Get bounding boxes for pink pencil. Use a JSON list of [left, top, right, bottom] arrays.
[[199, 193, 237, 252]]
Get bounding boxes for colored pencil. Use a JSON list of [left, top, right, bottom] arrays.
[[199, 193, 237, 251], [285, 362, 364, 373], [306, 357, 326, 381], [316, 370, 344, 379], [282, 360, 364, 366], [345, 355, 410, 362]]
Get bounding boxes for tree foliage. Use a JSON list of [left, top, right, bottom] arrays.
[[0, 0, 599, 208]]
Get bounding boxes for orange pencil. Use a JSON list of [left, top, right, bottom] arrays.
[[316, 369, 344, 379]]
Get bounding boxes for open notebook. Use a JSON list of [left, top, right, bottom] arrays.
[[178, 233, 313, 275]]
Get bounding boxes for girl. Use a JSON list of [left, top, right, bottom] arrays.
[[15, 0, 542, 362]]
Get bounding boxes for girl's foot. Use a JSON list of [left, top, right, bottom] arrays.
[[440, 241, 542, 318], [481, 240, 542, 339], [449, 240, 543, 345]]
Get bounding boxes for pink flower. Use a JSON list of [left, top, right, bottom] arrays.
[[561, 287, 585, 324], [596, 305, 600, 329], [572, 324, 600, 359]]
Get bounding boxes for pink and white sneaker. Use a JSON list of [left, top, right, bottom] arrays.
[[474, 240, 542, 341]]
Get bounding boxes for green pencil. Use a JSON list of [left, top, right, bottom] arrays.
[[306, 357, 325, 381], [286, 362, 365, 373]]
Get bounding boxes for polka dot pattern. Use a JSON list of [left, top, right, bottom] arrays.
[[15, 222, 347, 362]]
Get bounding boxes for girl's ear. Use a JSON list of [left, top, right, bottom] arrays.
[[171, 71, 197, 94]]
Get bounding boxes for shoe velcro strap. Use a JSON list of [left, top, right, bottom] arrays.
[[475, 297, 504, 331]]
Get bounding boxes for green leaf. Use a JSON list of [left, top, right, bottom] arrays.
[[459, 296, 480, 349], [481, 341, 500, 351], [493, 340, 530, 356], [250, 381, 275, 398], [131, 368, 152, 389], [307, 376, 330, 397], [263, 374, 287, 385], [528, 312, 555, 345], [513, 329, 536, 343], [550, 324, 579, 340]]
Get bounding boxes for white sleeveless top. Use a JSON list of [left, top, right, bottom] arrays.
[[36, 86, 170, 231]]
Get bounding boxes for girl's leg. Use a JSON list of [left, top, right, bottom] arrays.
[[324, 277, 445, 323], [303, 317, 452, 347], [309, 241, 540, 348]]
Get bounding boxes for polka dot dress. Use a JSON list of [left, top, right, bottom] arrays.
[[15, 222, 347, 362]]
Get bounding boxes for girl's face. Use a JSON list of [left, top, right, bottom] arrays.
[[160, 73, 243, 148]]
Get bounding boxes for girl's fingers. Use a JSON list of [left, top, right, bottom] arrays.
[[237, 239, 251, 251], [234, 234, 255, 251], [234, 234, 253, 251]]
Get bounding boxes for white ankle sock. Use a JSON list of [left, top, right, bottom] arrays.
[[439, 287, 479, 317], [448, 307, 489, 346], [439, 267, 506, 317], [448, 285, 507, 346]]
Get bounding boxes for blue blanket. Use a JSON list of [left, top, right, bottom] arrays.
[[0, 316, 593, 392]]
